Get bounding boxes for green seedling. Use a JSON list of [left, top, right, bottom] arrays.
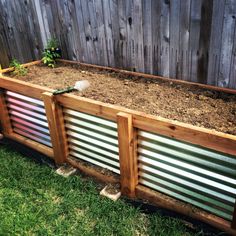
[[42, 38, 61, 68], [10, 59, 27, 76]]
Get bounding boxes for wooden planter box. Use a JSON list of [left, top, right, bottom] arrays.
[[0, 60, 236, 235]]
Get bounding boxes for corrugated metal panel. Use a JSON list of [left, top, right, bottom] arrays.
[[138, 130, 236, 221], [64, 108, 120, 174], [5, 91, 52, 147]]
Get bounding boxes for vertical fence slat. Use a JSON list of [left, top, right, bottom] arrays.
[[43, 92, 68, 164], [0, 89, 13, 135], [117, 112, 138, 197]]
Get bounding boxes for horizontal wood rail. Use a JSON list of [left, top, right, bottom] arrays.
[[67, 157, 120, 184], [232, 203, 236, 229], [136, 185, 236, 236], [0, 76, 53, 99], [4, 133, 54, 158], [1, 60, 41, 73], [57, 93, 236, 157]]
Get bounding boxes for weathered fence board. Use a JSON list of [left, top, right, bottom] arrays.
[[0, 0, 236, 89]]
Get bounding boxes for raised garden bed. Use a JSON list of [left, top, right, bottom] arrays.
[[0, 59, 236, 235], [8, 62, 236, 135]]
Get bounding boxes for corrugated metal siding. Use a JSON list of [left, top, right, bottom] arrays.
[[63, 108, 120, 174], [5, 91, 52, 147], [138, 130, 236, 221]]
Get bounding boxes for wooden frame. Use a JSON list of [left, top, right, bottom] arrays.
[[0, 89, 13, 135], [43, 92, 68, 164], [117, 112, 138, 197], [4, 132, 54, 158], [232, 202, 236, 230], [0, 69, 54, 158], [56, 93, 236, 157], [67, 156, 120, 184], [136, 185, 236, 235], [0, 60, 236, 234], [1, 75, 235, 156]]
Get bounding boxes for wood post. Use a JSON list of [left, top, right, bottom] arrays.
[[117, 112, 138, 198], [43, 92, 68, 164], [232, 204, 236, 229], [0, 89, 13, 135]]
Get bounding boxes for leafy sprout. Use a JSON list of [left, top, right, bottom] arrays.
[[10, 59, 28, 76], [42, 38, 61, 68], [46, 38, 59, 49]]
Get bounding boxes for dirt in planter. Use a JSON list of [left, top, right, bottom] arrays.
[[105, 183, 121, 195], [9, 63, 236, 135]]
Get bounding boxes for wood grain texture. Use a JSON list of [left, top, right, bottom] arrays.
[[169, 0, 180, 79], [0, 0, 236, 88], [4, 132, 54, 158], [189, 0, 202, 82], [0, 75, 53, 99], [207, 0, 228, 86], [142, 0, 153, 74], [117, 112, 138, 197], [197, 0, 213, 84], [67, 156, 120, 184], [179, 0, 190, 80], [54, 86, 236, 157], [232, 202, 236, 229], [136, 185, 236, 235], [43, 92, 68, 164], [218, 0, 236, 88], [0, 89, 13, 135]]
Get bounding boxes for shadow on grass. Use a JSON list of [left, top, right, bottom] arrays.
[[0, 141, 228, 236]]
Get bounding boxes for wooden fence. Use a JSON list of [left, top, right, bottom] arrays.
[[0, 0, 236, 89], [0, 60, 236, 234]]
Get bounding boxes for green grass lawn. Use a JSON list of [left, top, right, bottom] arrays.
[[0, 146, 213, 236]]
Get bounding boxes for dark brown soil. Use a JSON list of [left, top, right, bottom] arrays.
[[9, 63, 236, 135]]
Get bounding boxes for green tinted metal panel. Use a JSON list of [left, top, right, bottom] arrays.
[[138, 130, 236, 221]]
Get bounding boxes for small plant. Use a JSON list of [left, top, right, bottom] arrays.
[[10, 59, 27, 76], [42, 38, 61, 68], [46, 38, 59, 49]]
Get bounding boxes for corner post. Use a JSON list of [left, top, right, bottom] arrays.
[[232, 204, 236, 229], [43, 92, 68, 164], [0, 89, 13, 135], [117, 112, 138, 198]]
